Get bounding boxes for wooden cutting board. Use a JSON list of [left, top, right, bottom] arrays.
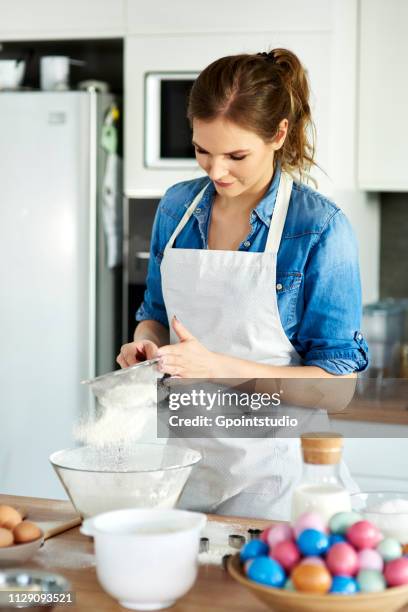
[[16, 506, 82, 540]]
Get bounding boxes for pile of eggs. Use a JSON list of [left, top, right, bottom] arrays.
[[0, 505, 43, 547], [240, 511, 408, 595]]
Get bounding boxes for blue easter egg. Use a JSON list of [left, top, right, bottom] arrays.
[[330, 575, 360, 595], [329, 534, 346, 548], [297, 529, 329, 557], [240, 539, 269, 562], [247, 555, 286, 588]]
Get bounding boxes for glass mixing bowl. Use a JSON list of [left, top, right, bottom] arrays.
[[50, 444, 201, 518]]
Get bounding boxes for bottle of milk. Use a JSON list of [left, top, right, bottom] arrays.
[[291, 432, 351, 523]]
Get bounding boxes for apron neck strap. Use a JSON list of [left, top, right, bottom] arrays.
[[264, 171, 293, 254], [165, 183, 210, 251], [164, 172, 293, 253]]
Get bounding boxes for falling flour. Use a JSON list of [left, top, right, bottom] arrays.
[[74, 382, 157, 448], [74, 364, 162, 453]]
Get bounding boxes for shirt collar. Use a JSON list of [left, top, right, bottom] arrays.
[[188, 162, 282, 228]]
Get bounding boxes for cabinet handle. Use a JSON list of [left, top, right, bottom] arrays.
[[134, 251, 150, 260]]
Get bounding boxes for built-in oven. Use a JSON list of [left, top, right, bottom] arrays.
[[123, 197, 160, 342]]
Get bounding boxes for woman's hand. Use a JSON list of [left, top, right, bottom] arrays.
[[116, 339, 159, 368], [157, 316, 217, 378]]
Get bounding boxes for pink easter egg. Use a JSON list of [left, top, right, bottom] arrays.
[[263, 523, 293, 548], [294, 512, 327, 538], [346, 521, 382, 550], [384, 558, 408, 587], [299, 556, 325, 567], [270, 540, 300, 572], [326, 542, 359, 576], [358, 548, 384, 572]]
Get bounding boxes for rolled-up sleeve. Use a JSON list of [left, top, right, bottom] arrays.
[[135, 202, 169, 328], [296, 210, 369, 375]]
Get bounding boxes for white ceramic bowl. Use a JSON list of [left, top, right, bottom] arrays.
[[80, 508, 206, 611], [0, 535, 43, 565], [351, 491, 408, 543]]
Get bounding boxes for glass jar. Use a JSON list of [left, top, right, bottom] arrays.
[[291, 432, 351, 523]]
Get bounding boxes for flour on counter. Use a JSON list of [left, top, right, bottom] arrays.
[[199, 520, 249, 566], [36, 538, 95, 570]]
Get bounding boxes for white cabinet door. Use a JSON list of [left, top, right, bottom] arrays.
[[124, 32, 332, 197], [126, 0, 331, 35], [0, 0, 125, 39], [358, 0, 408, 190]]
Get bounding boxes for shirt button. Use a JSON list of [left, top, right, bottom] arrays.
[[276, 283, 283, 290], [244, 240, 250, 247], [357, 333, 363, 340], [195, 208, 201, 213]]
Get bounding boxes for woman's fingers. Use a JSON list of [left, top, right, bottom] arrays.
[[116, 353, 128, 369], [116, 340, 160, 369], [158, 354, 183, 376], [120, 343, 139, 366]]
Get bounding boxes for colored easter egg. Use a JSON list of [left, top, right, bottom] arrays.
[[329, 533, 346, 548], [299, 556, 325, 566], [329, 511, 362, 535], [294, 512, 326, 538], [262, 523, 293, 548], [326, 542, 359, 576], [357, 569, 386, 593], [346, 521, 382, 550], [402, 543, 408, 555], [358, 548, 384, 572], [247, 556, 286, 588], [384, 557, 408, 587], [244, 559, 254, 574], [330, 576, 359, 594], [297, 529, 329, 556], [270, 540, 300, 572], [377, 537, 402, 562], [240, 539, 269, 562], [284, 578, 295, 591], [291, 563, 332, 594]]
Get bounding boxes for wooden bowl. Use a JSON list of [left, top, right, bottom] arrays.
[[227, 554, 408, 612]]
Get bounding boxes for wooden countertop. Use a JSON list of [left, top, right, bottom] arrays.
[[330, 379, 408, 425], [0, 494, 272, 612]]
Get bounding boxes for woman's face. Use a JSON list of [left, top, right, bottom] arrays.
[[192, 116, 287, 196]]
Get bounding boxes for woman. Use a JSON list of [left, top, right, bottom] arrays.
[[117, 48, 369, 519]]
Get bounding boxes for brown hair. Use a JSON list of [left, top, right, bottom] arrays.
[[187, 48, 317, 181]]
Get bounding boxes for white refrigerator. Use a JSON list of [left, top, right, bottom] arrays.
[[0, 91, 119, 498]]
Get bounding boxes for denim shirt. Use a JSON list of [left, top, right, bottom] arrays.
[[136, 165, 369, 375]]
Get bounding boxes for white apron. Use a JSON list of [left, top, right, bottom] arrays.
[[160, 171, 351, 520]]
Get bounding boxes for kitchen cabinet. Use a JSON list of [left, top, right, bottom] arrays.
[[358, 0, 408, 190], [126, 0, 330, 35], [0, 0, 125, 40]]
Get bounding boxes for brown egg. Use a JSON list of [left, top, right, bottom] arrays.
[[13, 521, 42, 544], [403, 543, 408, 555], [291, 563, 332, 594], [0, 527, 14, 547], [0, 505, 22, 530]]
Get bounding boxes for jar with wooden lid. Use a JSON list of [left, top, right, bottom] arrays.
[[291, 432, 352, 522]]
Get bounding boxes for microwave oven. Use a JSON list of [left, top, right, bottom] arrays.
[[144, 71, 199, 169]]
